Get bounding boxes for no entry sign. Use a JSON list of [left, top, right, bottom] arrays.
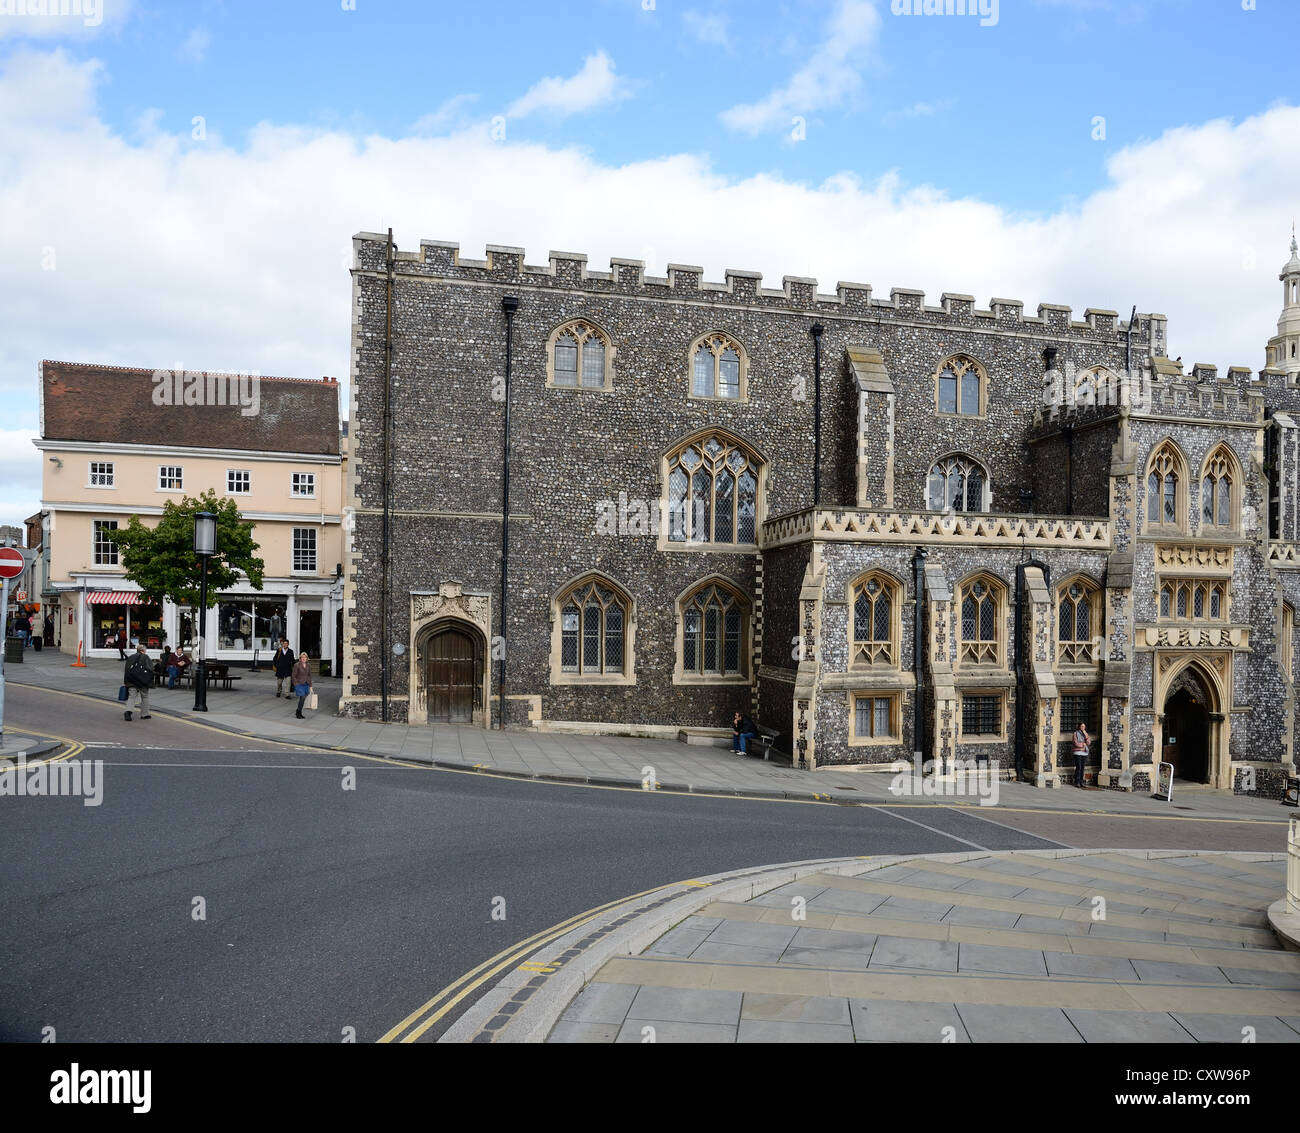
[[0, 548, 23, 579]]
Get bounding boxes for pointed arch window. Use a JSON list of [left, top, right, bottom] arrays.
[[553, 576, 632, 682], [959, 575, 1004, 666], [935, 355, 985, 417], [1158, 579, 1227, 622], [690, 332, 747, 400], [1282, 602, 1294, 684], [1057, 577, 1100, 664], [926, 455, 988, 512], [851, 572, 899, 667], [666, 434, 761, 546], [1200, 445, 1238, 530], [1146, 441, 1186, 529], [678, 581, 749, 680], [547, 320, 613, 390]]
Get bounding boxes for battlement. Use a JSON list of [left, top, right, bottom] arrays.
[[351, 233, 1156, 345]]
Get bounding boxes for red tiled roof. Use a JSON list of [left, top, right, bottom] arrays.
[[40, 361, 341, 455]]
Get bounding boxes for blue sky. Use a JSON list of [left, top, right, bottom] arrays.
[[1, 0, 1298, 526]]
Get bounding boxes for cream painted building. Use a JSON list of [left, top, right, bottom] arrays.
[[34, 361, 346, 670]]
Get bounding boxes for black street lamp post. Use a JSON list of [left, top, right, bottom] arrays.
[[193, 511, 216, 713]]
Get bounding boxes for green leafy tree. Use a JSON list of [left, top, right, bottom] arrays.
[[106, 489, 264, 610]]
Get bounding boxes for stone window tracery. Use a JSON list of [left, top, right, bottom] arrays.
[[679, 581, 748, 679], [666, 434, 761, 546], [1146, 440, 1187, 529], [850, 572, 899, 667], [1057, 577, 1100, 664], [548, 320, 613, 390], [959, 575, 1004, 666], [690, 332, 747, 400], [926, 454, 988, 512], [1200, 444, 1239, 531]]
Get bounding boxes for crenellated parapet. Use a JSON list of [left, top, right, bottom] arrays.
[[351, 233, 1156, 347], [762, 508, 1112, 550]]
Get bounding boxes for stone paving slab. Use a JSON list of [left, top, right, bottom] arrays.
[[547, 850, 1300, 1043]]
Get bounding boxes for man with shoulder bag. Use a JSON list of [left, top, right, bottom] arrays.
[[124, 642, 153, 721]]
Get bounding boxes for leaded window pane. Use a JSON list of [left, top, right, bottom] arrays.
[[604, 604, 623, 673], [962, 596, 977, 640], [581, 339, 605, 387], [561, 606, 579, 670], [874, 592, 890, 641], [737, 472, 756, 543], [1148, 474, 1160, 522], [1218, 477, 1231, 526], [1160, 588, 1171, 617], [555, 335, 578, 385], [874, 698, 891, 737], [1202, 477, 1213, 524], [691, 470, 711, 543], [583, 605, 601, 669], [855, 697, 871, 737], [938, 373, 957, 414], [703, 606, 719, 672], [684, 609, 700, 672], [1177, 586, 1188, 618], [966, 468, 984, 511], [715, 469, 734, 543], [693, 347, 712, 396], [1059, 599, 1072, 641], [1164, 477, 1177, 523], [927, 471, 945, 511], [1210, 589, 1221, 619], [960, 370, 979, 415], [979, 596, 995, 641], [719, 349, 740, 398], [1076, 600, 1089, 641], [724, 608, 740, 672], [1193, 586, 1204, 619], [854, 592, 872, 640], [668, 468, 688, 542]]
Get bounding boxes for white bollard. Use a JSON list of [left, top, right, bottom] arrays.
[[1289, 817, 1299, 916]]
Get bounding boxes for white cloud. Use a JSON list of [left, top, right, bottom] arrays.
[[720, 0, 880, 135], [413, 92, 479, 134], [178, 26, 210, 64], [0, 0, 132, 40], [1, 48, 1297, 532], [683, 9, 729, 47], [506, 50, 631, 119]]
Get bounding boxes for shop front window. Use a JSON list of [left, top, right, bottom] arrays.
[[93, 603, 164, 650], [218, 597, 289, 651]]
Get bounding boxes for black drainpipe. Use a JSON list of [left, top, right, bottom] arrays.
[[810, 322, 824, 505], [498, 295, 520, 730], [1014, 555, 1049, 780], [912, 547, 927, 766], [380, 228, 394, 723]]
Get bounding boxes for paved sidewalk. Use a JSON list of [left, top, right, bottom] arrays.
[[547, 850, 1300, 1043], [5, 647, 1294, 818]]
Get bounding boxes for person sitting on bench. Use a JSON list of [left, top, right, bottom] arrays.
[[732, 709, 759, 755]]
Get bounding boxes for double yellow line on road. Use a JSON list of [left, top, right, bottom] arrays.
[[379, 879, 699, 1043], [2, 728, 85, 768]]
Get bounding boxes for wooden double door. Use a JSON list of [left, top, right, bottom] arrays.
[[425, 628, 478, 723]]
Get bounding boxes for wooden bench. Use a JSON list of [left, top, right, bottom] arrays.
[[736, 727, 780, 761]]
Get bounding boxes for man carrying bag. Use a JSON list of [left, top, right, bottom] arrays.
[[123, 642, 153, 722]]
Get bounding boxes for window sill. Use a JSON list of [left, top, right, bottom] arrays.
[[673, 673, 751, 686], [659, 541, 759, 553], [687, 394, 747, 403], [551, 671, 636, 686], [546, 383, 615, 394]]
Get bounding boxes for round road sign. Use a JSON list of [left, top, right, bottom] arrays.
[[0, 547, 24, 579]]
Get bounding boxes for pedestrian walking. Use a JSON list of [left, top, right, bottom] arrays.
[[123, 642, 153, 721], [16, 611, 32, 648], [291, 652, 313, 720], [43, 613, 54, 646], [163, 646, 181, 689], [113, 629, 127, 660], [273, 638, 295, 697], [1072, 721, 1091, 787]]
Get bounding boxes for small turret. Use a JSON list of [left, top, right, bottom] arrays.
[[1266, 225, 1300, 379]]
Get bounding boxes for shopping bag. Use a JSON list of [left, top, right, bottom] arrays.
[[308, 693, 318, 711], [118, 685, 129, 702]]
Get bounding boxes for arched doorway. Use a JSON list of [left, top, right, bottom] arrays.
[[423, 626, 481, 723], [1161, 667, 1213, 783]]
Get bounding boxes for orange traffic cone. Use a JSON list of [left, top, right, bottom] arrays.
[[70, 639, 87, 667]]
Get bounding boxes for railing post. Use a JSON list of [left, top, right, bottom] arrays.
[[1289, 816, 1299, 915]]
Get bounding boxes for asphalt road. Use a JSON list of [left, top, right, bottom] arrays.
[[0, 683, 1286, 1043]]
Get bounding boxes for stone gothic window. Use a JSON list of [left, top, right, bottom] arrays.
[[959, 575, 1004, 666], [680, 582, 747, 678], [1057, 577, 1099, 664], [851, 572, 899, 667], [558, 579, 628, 675], [934, 355, 984, 416], [926, 454, 988, 512], [548, 320, 612, 389], [1146, 440, 1187, 529], [1200, 444, 1238, 530], [1158, 579, 1226, 622], [667, 434, 760, 545], [690, 332, 747, 400]]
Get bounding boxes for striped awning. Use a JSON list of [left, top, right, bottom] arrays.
[[86, 591, 147, 605]]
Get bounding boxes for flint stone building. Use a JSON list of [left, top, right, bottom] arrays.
[[341, 230, 1300, 797]]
